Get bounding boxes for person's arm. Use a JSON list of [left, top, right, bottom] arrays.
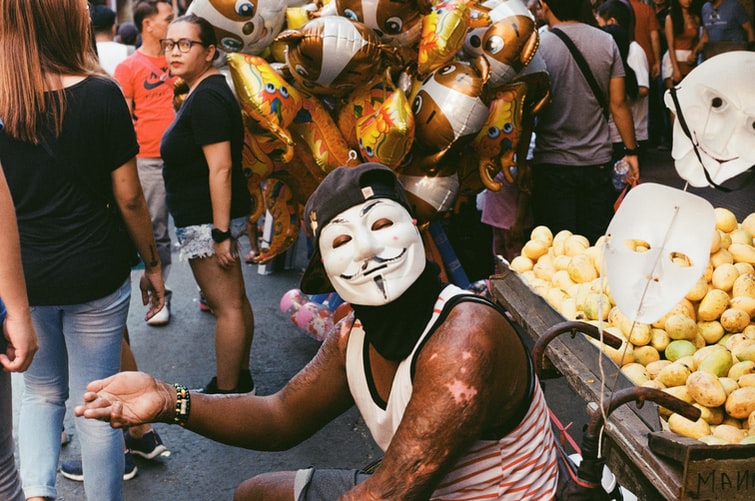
[[743, 20, 755, 43], [74, 317, 355, 449], [693, 27, 709, 61], [609, 76, 640, 182], [110, 158, 165, 319], [665, 15, 683, 83], [650, 29, 661, 79], [203, 141, 236, 268], [123, 96, 135, 120], [0, 165, 37, 372], [341, 304, 531, 500]]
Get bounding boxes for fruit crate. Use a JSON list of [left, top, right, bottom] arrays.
[[489, 267, 755, 501]]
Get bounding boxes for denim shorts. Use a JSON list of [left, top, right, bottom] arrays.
[[175, 216, 248, 260]]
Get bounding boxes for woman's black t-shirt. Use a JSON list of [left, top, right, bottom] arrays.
[[0, 76, 139, 305], [160, 74, 250, 228]]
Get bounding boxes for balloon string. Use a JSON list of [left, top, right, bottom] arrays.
[[596, 238, 609, 454]]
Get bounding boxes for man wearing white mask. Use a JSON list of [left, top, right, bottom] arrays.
[[75, 163, 560, 500]]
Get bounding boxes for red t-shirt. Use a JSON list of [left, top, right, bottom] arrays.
[[631, 0, 661, 68], [114, 51, 177, 158]]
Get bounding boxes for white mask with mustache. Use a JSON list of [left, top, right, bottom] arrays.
[[319, 198, 425, 306]]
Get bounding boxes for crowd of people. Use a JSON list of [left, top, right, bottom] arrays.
[[1, 0, 753, 500]]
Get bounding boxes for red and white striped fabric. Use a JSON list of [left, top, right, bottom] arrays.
[[346, 285, 559, 499]]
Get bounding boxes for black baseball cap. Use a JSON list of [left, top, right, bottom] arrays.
[[300, 163, 413, 294]]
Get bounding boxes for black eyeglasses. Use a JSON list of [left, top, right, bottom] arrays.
[[160, 38, 206, 53]]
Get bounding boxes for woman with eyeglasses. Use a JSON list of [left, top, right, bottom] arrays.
[[0, 0, 165, 499], [160, 14, 256, 395]]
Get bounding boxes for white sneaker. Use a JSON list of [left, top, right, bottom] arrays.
[[147, 290, 171, 326]]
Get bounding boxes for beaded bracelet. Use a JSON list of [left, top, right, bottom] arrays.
[[173, 383, 191, 427]]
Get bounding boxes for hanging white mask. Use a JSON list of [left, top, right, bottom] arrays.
[[605, 183, 715, 324], [664, 51, 755, 188], [319, 198, 425, 306]]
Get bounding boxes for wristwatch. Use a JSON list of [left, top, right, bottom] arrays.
[[211, 228, 231, 243], [624, 145, 640, 156]]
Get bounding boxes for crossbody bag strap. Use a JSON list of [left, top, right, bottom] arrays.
[[550, 27, 609, 119]]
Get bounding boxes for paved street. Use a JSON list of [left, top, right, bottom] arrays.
[[10, 149, 754, 500]]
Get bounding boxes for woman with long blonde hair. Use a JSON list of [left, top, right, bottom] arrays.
[[0, 1, 164, 499]]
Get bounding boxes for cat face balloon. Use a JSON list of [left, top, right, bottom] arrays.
[[664, 51, 755, 188]]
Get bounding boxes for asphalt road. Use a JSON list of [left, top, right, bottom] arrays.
[[10, 148, 754, 500]]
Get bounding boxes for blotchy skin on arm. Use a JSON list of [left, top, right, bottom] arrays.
[[339, 304, 531, 500]]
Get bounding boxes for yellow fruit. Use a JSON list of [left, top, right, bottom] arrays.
[[668, 413, 711, 439], [719, 231, 733, 250], [552, 230, 573, 256], [558, 297, 579, 321], [665, 314, 697, 340], [732, 340, 755, 363], [714, 207, 738, 233], [650, 328, 671, 352], [685, 275, 709, 302], [522, 239, 550, 261], [710, 228, 722, 253], [728, 360, 755, 380], [692, 344, 728, 370], [694, 403, 725, 425], [703, 261, 714, 282], [720, 308, 751, 333], [725, 387, 755, 419], [665, 340, 697, 362], [551, 270, 575, 292], [686, 371, 727, 407], [698, 289, 732, 321], [553, 254, 571, 271], [646, 359, 672, 379], [738, 374, 755, 388], [719, 377, 739, 396], [621, 363, 650, 385], [729, 296, 755, 318], [659, 386, 693, 417], [567, 254, 597, 284], [652, 302, 693, 329], [732, 273, 755, 298], [697, 349, 733, 377], [741, 213, 755, 236], [730, 243, 755, 265], [734, 262, 755, 275], [633, 345, 661, 366], [730, 229, 753, 246], [725, 333, 751, 352], [509, 255, 534, 273], [712, 263, 740, 291], [564, 235, 590, 257], [710, 248, 734, 268], [582, 292, 610, 321], [584, 246, 604, 275], [656, 362, 691, 387], [530, 225, 554, 246], [533, 254, 555, 281], [642, 379, 666, 390], [698, 320, 725, 345], [745, 325, 755, 339], [712, 424, 746, 444]]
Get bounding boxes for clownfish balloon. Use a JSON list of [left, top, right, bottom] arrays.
[[187, 0, 286, 55], [276, 16, 385, 96]]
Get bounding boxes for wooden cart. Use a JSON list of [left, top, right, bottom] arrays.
[[489, 267, 755, 501]]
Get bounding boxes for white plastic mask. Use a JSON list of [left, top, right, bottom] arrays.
[[605, 183, 715, 324], [319, 198, 425, 306], [664, 51, 755, 188]]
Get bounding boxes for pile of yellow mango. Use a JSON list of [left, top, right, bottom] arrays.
[[509, 209, 755, 445]]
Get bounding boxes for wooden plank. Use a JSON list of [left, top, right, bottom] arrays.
[[650, 431, 755, 501]]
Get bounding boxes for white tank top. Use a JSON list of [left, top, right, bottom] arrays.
[[345, 285, 559, 499]]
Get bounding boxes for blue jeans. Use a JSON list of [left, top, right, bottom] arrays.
[[1, 371, 24, 501], [18, 279, 130, 500]]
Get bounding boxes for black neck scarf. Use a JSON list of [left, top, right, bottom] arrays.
[[351, 261, 444, 362]]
